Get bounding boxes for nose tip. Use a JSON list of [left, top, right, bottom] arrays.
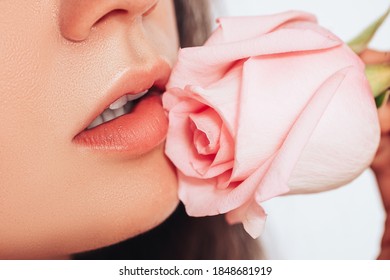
[[59, 0, 158, 42]]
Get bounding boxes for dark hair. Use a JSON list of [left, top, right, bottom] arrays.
[[173, 0, 212, 47], [74, 0, 262, 260]]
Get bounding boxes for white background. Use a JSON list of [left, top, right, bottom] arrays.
[[211, 0, 390, 259], [1, 260, 390, 280]]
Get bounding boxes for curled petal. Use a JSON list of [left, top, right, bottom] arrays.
[[179, 155, 274, 217], [190, 108, 222, 156], [226, 201, 267, 239], [168, 28, 341, 90]]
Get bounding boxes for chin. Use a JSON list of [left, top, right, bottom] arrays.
[[0, 144, 179, 260], [66, 144, 180, 258]]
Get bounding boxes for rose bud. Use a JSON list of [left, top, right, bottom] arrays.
[[163, 11, 380, 238]]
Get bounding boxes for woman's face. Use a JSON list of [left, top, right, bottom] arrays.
[[0, 0, 179, 259]]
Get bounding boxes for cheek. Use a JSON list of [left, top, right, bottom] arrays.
[[0, 1, 59, 229], [0, 1, 59, 166], [0, 2, 57, 98], [143, 0, 179, 65]]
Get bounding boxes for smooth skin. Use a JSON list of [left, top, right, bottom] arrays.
[[0, 0, 179, 259]]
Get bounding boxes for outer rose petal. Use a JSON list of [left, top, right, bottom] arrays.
[[207, 11, 317, 44], [167, 28, 340, 90], [254, 67, 351, 203], [225, 201, 267, 239], [288, 67, 379, 192], [232, 45, 364, 181], [179, 155, 275, 217]]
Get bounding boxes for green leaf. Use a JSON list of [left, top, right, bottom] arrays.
[[348, 8, 390, 54], [365, 64, 390, 97], [375, 90, 390, 108]]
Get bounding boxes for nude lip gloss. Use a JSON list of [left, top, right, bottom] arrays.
[[73, 93, 168, 156], [73, 60, 171, 157]]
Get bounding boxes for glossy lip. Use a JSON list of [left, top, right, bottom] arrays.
[[73, 59, 171, 157], [79, 61, 170, 132]]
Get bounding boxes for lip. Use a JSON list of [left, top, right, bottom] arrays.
[[73, 60, 171, 157]]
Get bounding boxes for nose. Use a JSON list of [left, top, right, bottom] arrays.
[[59, 0, 158, 41]]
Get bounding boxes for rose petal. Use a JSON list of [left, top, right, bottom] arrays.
[[191, 124, 236, 180], [179, 68, 353, 220], [216, 170, 233, 189], [166, 86, 237, 179], [179, 155, 274, 216], [164, 88, 205, 113], [287, 68, 380, 193], [190, 108, 222, 155], [207, 11, 317, 45], [211, 125, 235, 172], [177, 172, 222, 216], [189, 108, 225, 176], [226, 200, 267, 239], [165, 97, 212, 178], [168, 29, 341, 90], [188, 64, 243, 135], [231, 44, 363, 181], [255, 67, 350, 203]]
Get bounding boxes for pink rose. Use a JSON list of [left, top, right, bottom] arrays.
[[163, 11, 380, 238]]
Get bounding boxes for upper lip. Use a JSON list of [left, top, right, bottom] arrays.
[[76, 59, 171, 134]]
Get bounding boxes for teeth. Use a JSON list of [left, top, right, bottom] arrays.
[[109, 90, 148, 110], [87, 115, 104, 129], [127, 90, 148, 101], [101, 109, 116, 122], [113, 106, 126, 118], [87, 90, 149, 130], [109, 95, 128, 110], [124, 102, 134, 113], [87, 101, 136, 130]]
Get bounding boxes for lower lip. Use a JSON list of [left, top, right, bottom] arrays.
[[73, 94, 168, 157]]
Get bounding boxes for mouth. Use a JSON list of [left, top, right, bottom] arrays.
[[73, 62, 171, 157], [86, 88, 155, 130]]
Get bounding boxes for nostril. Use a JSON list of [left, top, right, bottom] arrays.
[[94, 9, 128, 26], [59, 0, 159, 42], [143, 3, 158, 17], [60, 9, 129, 42]]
